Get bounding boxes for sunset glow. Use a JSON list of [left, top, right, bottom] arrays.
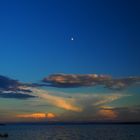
[[16, 113, 56, 119], [98, 109, 118, 119]]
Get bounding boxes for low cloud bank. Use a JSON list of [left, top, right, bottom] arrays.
[[42, 73, 140, 89]]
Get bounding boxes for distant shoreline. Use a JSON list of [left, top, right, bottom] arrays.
[[2, 122, 140, 126]]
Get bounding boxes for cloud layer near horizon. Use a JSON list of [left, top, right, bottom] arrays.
[[16, 112, 56, 119], [0, 73, 140, 122], [0, 73, 140, 100], [23, 86, 130, 113], [42, 73, 140, 89]]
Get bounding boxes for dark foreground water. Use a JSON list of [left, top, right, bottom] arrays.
[[0, 124, 140, 140]]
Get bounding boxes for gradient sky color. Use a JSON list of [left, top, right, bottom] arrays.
[[0, 0, 140, 123]]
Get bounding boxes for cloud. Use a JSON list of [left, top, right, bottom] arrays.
[[0, 75, 34, 99], [27, 87, 82, 112], [42, 73, 140, 89], [46, 113, 56, 119], [29, 87, 128, 113], [1, 74, 140, 92], [0, 75, 20, 91], [42, 73, 111, 87], [97, 109, 118, 119], [92, 94, 128, 106], [16, 112, 56, 119], [0, 75, 132, 121], [0, 91, 36, 99], [97, 106, 140, 122], [0, 75, 34, 92], [25, 87, 140, 122], [22, 86, 128, 121], [105, 77, 140, 90]]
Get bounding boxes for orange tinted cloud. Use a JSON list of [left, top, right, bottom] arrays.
[[16, 113, 55, 119], [46, 96, 82, 112], [30, 88, 82, 112], [94, 94, 123, 106], [98, 109, 118, 119], [47, 113, 56, 119]]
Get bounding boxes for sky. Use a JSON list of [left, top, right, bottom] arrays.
[[0, 0, 140, 123]]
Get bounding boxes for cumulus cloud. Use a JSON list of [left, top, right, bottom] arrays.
[[42, 73, 140, 89]]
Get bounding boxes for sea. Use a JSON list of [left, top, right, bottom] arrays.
[[0, 124, 140, 140]]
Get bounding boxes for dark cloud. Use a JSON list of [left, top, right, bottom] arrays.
[[1, 74, 139, 91], [42, 73, 111, 88], [0, 75, 20, 90], [0, 75, 36, 92], [0, 92, 36, 99], [17, 88, 32, 93], [42, 73, 140, 89], [105, 77, 140, 90], [0, 75, 34, 99]]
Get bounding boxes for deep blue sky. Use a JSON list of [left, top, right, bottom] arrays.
[[0, 0, 140, 82]]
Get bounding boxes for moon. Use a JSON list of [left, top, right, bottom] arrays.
[[71, 37, 74, 41]]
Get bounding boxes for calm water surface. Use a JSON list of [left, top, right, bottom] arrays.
[[0, 124, 140, 140]]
